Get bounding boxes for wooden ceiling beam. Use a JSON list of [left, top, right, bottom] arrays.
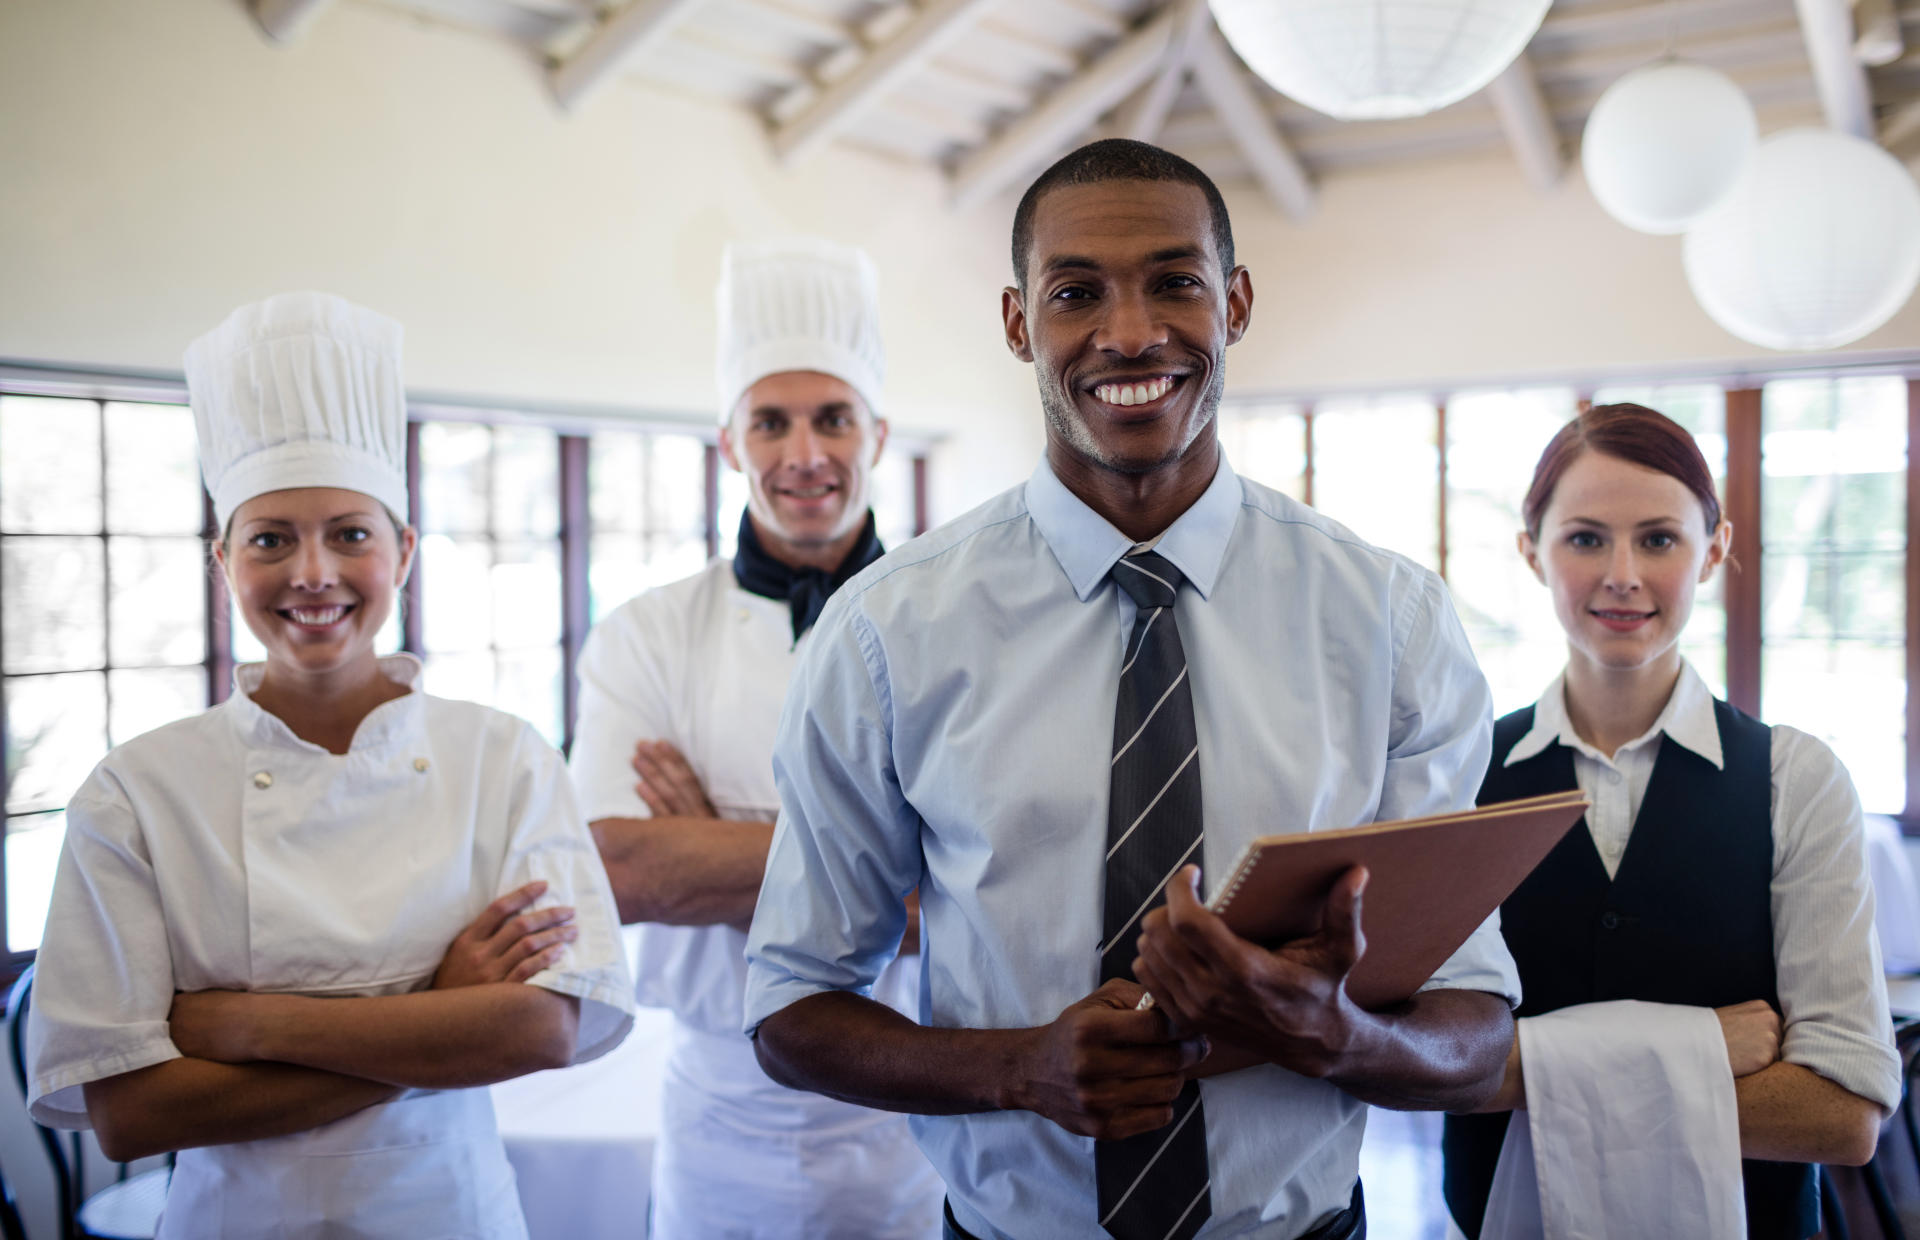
[[772, 0, 1005, 164], [550, 0, 710, 111], [251, 0, 336, 43], [1792, 0, 1876, 138], [1485, 52, 1565, 192], [1103, 0, 1210, 142], [1186, 23, 1314, 219], [949, 3, 1187, 209]]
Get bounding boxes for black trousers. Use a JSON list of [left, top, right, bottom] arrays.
[[941, 1181, 1365, 1240]]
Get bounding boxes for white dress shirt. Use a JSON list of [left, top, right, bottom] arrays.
[[28, 654, 634, 1240], [746, 456, 1522, 1239], [1506, 662, 1902, 1111], [571, 558, 938, 1239]]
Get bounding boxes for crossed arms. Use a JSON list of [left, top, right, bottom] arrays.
[[85, 883, 580, 1162]]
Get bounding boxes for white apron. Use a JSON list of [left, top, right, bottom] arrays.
[[572, 559, 942, 1240], [162, 1090, 525, 1240]]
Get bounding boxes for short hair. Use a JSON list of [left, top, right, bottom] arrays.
[[1010, 139, 1236, 293], [1522, 404, 1723, 539]]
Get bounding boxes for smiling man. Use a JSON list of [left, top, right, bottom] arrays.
[[743, 141, 1522, 1240], [572, 238, 942, 1238]]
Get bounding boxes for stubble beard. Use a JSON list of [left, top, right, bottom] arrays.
[[1037, 358, 1225, 476]]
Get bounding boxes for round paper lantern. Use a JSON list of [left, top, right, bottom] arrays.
[[1581, 61, 1757, 235], [1683, 128, 1920, 351], [1207, 0, 1553, 121]]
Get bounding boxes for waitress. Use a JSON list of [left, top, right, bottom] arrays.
[[1442, 403, 1900, 1238], [27, 292, 634, 1239]]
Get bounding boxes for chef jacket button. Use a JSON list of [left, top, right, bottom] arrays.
[[1600, 911, 1620, 930], [737, 608, 750, 623], [252, 771, 273, 790], [414, 757, 430, 773]]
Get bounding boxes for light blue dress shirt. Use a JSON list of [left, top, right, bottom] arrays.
[[745, 455, 1522, 1239]]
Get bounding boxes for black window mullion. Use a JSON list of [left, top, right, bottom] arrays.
[[559, 435, 590, 754], [403, 421, 424, 657], [205, 489, 234, 705], [703, 443, 721, 561]]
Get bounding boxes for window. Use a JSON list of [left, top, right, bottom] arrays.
[[1, 397, 211, 952], [1311, 396, 1442, 573], [1217, 402, 1308, 500], [1444, 388, 1579, 714], [588, 429, 710, 625], [417, 423, 566, 747], [1760, 376, 1907, 815]]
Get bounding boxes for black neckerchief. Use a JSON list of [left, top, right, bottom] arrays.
[[731, 509, 885, 643]]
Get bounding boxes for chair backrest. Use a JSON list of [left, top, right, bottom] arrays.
[[8, 966, 78, 1240]]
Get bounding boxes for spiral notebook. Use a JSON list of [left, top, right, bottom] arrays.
[[1146, 791, 1589, 1076]]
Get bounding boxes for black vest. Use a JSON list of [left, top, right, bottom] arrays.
[[1441, 699, 1819, 1240]]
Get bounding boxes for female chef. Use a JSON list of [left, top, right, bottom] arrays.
[[1441, 403, 1901, 1239], [25, 292, 634, 1239]]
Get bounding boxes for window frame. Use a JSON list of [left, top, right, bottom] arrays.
[[0, 364, 935, 968]]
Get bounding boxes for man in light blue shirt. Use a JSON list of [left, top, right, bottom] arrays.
[[743, 139, 1521, 1240]]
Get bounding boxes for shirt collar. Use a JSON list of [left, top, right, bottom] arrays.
[[228, 652, 427, 753], [1023, 452, 1242, 602], [1505, 659, 1723, 770]]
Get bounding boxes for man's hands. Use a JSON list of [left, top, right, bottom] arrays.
[[1133, 864, 1370, 1080], [1718, 999, 1783, 1078], [632, 740, 717, 819], [433, 880, 578, 989], [1010, 979, 1209, 1140]]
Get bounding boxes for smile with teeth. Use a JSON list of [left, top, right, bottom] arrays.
[[778, 483, 837, 500], [282, 604, 352, 627], [1092, 376, 1177, 407]]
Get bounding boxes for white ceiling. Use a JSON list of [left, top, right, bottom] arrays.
[[311, 0, 1920, 212]]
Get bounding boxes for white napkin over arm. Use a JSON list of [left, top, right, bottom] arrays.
[[1482, 1000, 1745, 1240]]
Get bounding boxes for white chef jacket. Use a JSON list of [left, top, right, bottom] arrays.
[[28, 654, 635, 1240], [1508, 661, 1902, 1112], [572, 556, 938, 1239]]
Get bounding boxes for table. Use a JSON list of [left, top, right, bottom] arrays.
[[492, 1005, 675, 1240]]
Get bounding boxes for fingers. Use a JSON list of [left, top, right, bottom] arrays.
[[1086, 977, 1150, 1009], [632, 741, 711, 816], [488, 905, 577, 955], [501, 923, 580, 980], [1318, 865, 1368, 974], [467, 881, 548, 942]]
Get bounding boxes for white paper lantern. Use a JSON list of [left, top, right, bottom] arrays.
[[1207, 0, 1553, 121], [1581, 61, 1757, 235], [1683, 128, 1920, 351]]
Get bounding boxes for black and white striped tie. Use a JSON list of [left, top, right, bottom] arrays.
[[1097, 549, 1211, 1240]]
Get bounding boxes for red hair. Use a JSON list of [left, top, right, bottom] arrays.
[[1522, 403, 1722, 540]]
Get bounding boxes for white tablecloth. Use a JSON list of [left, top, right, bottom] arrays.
[[492, 1006, 675, 1240]]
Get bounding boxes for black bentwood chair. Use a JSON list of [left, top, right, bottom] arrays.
[[7, 966, 169, 1240]]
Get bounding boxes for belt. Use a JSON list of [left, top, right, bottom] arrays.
[[941, 1181, 1365, 1240]]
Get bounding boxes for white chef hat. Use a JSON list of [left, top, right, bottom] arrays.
[[715, 237, 885, 424], [186, 291, 410, 532]]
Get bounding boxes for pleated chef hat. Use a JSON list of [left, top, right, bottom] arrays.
[[186, 292, 410, 531], [715, 237, 885, 424]]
